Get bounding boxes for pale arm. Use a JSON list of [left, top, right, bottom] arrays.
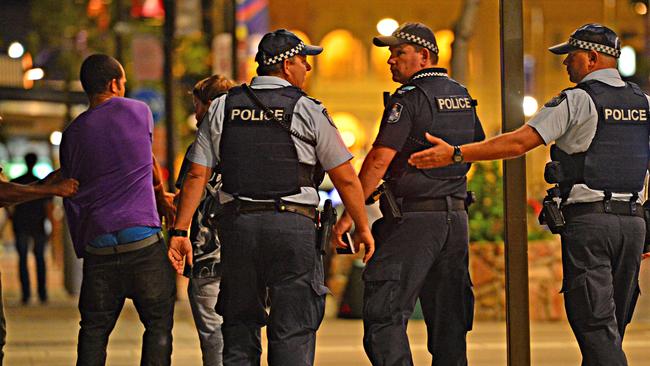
[[408, 125, 545, 169]]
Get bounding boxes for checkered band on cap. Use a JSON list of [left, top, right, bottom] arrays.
[[413, 71, 448, 80], [263, 42, 306, 65], [568, 37, 620, 58], [394, 31, 439, 54]]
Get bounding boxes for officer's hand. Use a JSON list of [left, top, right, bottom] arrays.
[[331, 211, 353, 250], [353, 228, 375, 263], [167, 236, 193, 274], [408, 133, 454, 169]]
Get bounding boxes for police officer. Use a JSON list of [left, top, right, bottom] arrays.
[[168, 29, 373, 366], [409, 24, 649, 366], [333, 22, 485, 365]]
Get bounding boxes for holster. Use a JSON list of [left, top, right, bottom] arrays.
[[317, 199, 337, 254], [379, 184, 402, 221], [538, 187, 565, 234]]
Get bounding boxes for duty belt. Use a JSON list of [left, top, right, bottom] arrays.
[[401, 197, 465, 213], [229, 199, 317, 221], [562, 201, 644, 221], [85, 231, 164, 256]]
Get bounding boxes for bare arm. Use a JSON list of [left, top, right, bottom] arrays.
[[328, 161, 375, 262], [332, 147, 396, 256], [152, 155, 176, 227], [0, 170, 78, 208], [408, 125, 545, 169], [167, 162, 211, 274]]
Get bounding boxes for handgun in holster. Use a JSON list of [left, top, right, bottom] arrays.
[[464, 191, 476, 210], [317, 199, 337, 254], [367, 182, 402, 221], [538, 186, 565, 234]]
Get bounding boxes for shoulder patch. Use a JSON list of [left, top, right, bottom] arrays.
[[322, 108, 336, 128], [306, 96, 322, 105], [396, 85, 416, 95], [544, 93, 567, 108], [387, 103, 403, 124]]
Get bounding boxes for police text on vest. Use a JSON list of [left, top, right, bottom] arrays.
[[604, 108, 647, 122], [435, 96, 473, 112], [231, 108, 284, 121]]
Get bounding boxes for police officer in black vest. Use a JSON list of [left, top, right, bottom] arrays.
[[409, 24, 650, 366], [168, 29, 374, 366], [333, 22, 485, 365]]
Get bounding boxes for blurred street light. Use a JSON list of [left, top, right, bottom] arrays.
[[377, 18, 398, 36], [619, 46, 636, 77], [8, 42, 25, 59], [523, 96, 538, 117], [25, 68, 45, 81], [50, 131, 62, 146], [634, 1, 648, 15]]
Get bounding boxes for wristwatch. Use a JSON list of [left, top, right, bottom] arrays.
[[168, 228, 188, 238], [452, 145, 464, 164]]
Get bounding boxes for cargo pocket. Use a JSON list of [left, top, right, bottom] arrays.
[[305, 255, 328, 331], [560, 273, 592, 324], [362, 263, 402, 322]]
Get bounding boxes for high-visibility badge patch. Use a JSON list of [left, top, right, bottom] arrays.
[[387, 103, 403, 124]]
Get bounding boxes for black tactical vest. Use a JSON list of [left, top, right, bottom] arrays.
[[220, 85, 318, 199], [386, 70, 478, 198], [551, 80, 650, 198]]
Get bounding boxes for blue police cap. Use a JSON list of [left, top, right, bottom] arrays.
[[373, 22, 439, 55], [255, 29, 323, 66], [548, 23, 621, 58]]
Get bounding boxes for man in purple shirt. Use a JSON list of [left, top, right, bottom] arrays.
[[60, 54, 175, 366]]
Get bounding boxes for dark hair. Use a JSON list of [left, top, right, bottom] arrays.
[[24, 152, 37, 169], [79, 54, 123, 96], [256, 57, 285, 76], [192, 75, 235, 104]]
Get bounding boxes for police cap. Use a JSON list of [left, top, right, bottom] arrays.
[[548, 23, 621, 58], [255, 29, 323, 66], [373, 22, 439, 55]]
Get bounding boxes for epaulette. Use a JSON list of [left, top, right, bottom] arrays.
[[306, 96, 322, 105]]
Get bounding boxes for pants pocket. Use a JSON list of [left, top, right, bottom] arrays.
[[560, 273, 592, 324], [362, 262, 401, 322]]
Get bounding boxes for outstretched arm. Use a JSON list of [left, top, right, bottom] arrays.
[[408, 125, 545, 169], [0, 170, 78, 208]]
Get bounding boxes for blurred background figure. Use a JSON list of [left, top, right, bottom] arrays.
[[7, 153, 51, 305], [175, 74, 234, 366]]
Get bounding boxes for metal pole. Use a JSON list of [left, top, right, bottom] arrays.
[[163, 0, 176, 191], [230, 0, 238, 81], [500, 1, 531, 365]]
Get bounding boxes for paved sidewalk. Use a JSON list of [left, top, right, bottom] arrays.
[[1, 246, 649, 365], [3, 288, 650, 366]]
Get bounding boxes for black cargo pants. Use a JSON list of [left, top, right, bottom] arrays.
[[363, 205, 474, 366], [560, 212, 644, 366], [216, 210, 327, 366]]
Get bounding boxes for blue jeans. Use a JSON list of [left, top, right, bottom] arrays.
[[76, 238, 176, 366], [188, 277, 223, 366]]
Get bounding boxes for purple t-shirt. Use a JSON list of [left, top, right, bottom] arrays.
[[60, 97, 160, 257]]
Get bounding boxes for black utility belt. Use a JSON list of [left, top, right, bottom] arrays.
[[401, 197, 465, 213], [227, 199, 317, 221], [562, 201, 644, 221], [85, 231, 163, 256]]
